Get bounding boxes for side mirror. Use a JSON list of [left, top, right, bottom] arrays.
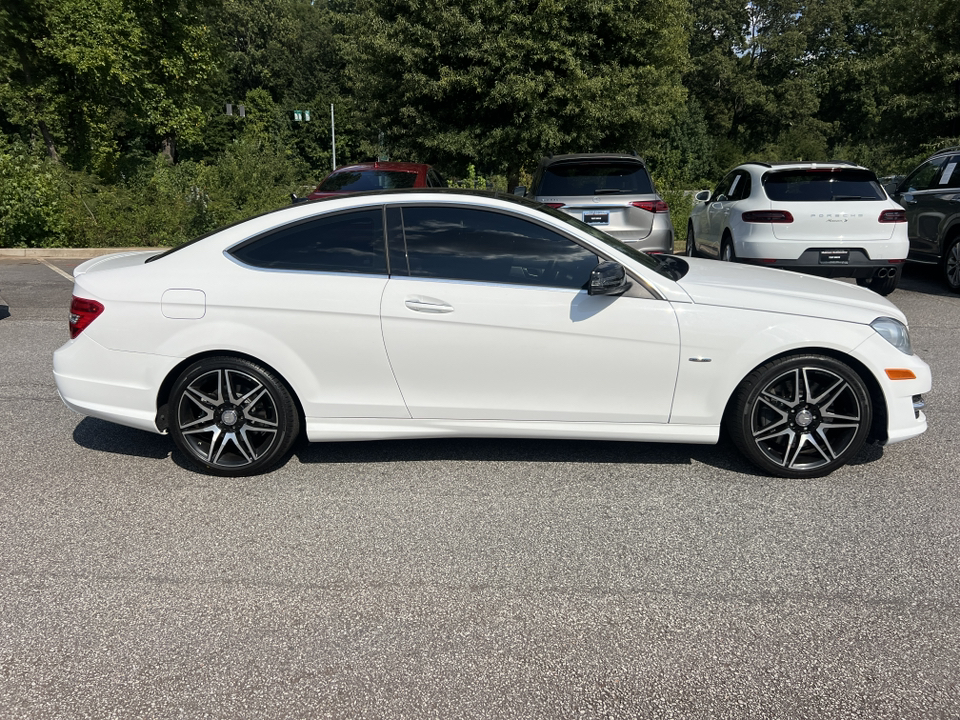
[[695, 190, 710, 202], [513, 186, 527, 196], [589, 261, 631, 296]]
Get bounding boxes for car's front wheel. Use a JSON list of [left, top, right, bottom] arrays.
[[728, 354, 872, 479], [943, 236, 960, 293], [169, 356, 300, 476]]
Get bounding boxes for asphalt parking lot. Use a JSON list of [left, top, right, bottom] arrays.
[[1, 256, 958, 719]]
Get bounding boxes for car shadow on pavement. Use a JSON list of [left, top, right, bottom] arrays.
[[72, 417, 172, 459], [293, 435, 773, 478], [900, 263, 952, 296]]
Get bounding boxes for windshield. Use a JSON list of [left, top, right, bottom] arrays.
[[534, 203, 685, 279], [318, 170, 418, 192]]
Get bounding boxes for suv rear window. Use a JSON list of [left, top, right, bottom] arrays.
[[538, 162, 654, 196], [318, 170, 418, 192], [762, 169, 885, 202]]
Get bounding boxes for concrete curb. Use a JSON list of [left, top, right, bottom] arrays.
[[0, 247, 167, 259]]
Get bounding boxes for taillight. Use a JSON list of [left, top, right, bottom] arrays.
[[742, 210, 794, 223], [544, 202, 566, 209], [879, 209, 906, 223], [69, 296, 104, 339], [630, 200, 669, 213]]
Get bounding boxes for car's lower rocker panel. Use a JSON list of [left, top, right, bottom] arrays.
[[304, 418, 721, 444]]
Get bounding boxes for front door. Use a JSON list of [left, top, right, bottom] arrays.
[[380, 204, 681, 423]]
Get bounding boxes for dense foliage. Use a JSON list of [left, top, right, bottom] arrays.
[[0, 0, 957, 247]]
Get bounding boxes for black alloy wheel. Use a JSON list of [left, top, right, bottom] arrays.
[[169, 356, 300, 476], [943, 236, 960, 293], [729, 355, 872, 479]]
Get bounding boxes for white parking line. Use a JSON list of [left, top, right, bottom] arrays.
[[37, 258, 75, 282]]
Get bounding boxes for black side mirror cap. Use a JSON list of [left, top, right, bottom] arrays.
[[589, 261, 632, 296]]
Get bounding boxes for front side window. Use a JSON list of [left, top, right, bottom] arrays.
[[538, 162, 654, 196], [763, 169, 886, 201], [318, 170, 418, 192], [230, 208, 386, 274], [900, 157, 947, 193], [936, 156, 960, 189], [710, 173, 736, 202], [398, 206, 599, 289]]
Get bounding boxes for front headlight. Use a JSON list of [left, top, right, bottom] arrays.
[[871, 317, 913, 355]]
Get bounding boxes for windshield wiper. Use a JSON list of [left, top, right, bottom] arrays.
[[593, 188, 622, 194], [832, 195, 871, 200]]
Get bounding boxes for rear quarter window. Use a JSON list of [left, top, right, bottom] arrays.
[[763, 169, 885, 202]]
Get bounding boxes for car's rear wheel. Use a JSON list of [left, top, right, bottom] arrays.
[[169, 356, 300, 476], [721, 235, 736, 262], [855, 267, 901, 296], [685, 223, 698, 257], [728, 354, 872, 479], [943, 236, 960, 293]]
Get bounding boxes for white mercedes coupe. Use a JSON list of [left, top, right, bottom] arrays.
[[54, 190, 931, 478]]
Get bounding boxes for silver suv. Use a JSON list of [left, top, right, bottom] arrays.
[[517, 153, 674, 253]]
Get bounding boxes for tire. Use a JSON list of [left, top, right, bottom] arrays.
[[685, 223, 698, 257], [169, 356, 300, 476], [721, 235, 736, 262], [728, 354, 872, 479], [856, 268, 901, 296], [943, 236, 960, 293]]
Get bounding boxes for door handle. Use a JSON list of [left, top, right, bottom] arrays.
[[404, 298, 454, 313]]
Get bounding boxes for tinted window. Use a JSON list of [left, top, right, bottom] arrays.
[[710, 173, 735, 202], [935, 156, 960, 190], [230, 208, 386, 274], [538, 162, 654, 196], [900, 157, 946, 192], [762, 169, 885, 201], [400, 206, 598, 289], [729, 171, 752, 200], [318, 170, 418, 192]]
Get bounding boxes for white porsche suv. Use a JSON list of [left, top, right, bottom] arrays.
[[686, 161, 909, 295]]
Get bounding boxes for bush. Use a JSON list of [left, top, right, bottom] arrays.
[[0, 144, 71, 248]]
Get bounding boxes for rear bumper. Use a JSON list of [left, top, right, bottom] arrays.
[[53, 333, 179, 434], [740, 248, 905, 278]]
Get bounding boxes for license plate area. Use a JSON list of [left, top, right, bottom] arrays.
[[819, 249, 849, 265], [583, 212, 609, 226]]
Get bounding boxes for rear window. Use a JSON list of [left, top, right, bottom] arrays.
[[318, 170, 418, 192], [762, 169, 885, 202], [538, 162, 654, 196]]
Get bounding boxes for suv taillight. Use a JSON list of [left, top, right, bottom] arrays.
[[742, 210, 794, 223], [879, 209, 907, 223], [630, 200, 669, 213], [69, 297, 104, 339]]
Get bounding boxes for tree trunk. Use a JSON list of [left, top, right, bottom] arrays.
[[161, 134, 177, 164], [37, 118, 61, 163]]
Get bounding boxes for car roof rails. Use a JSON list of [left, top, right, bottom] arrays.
[[931, 146, 960, 156], [825, 159, 860, 166]]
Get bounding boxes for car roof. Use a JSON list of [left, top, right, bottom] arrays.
[[538, 153, 647, 167], [926, 146, 960, 159], [329, 161, 431, 173], [738, 160, 869, 171]]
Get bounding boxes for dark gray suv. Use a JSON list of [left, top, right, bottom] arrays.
[[516, 153, 674, 253], [890, 147, 960, 291]]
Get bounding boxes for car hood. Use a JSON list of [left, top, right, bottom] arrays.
[[674, 258, 907, 325]]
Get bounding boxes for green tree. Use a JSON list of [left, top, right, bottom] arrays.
[[345, 0, 689, 187]]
